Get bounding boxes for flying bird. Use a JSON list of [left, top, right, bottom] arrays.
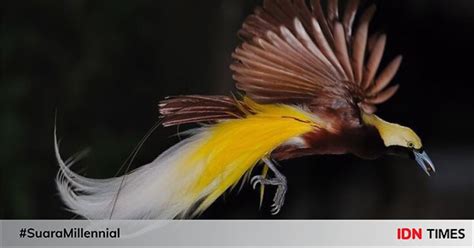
[[56, 0, 435, 219]]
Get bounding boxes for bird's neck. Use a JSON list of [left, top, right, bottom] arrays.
[[361, 112, 406, 148]]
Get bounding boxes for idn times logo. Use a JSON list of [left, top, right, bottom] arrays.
[[397, 228, 465, 240]]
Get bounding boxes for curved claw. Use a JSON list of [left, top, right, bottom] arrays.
[[271, 206, 281, 215], [252, 181, 259, 190], [271, 202, 282, 215], [251, 175, 264, 189]]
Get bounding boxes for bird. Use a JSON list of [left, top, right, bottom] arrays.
[[55, 0, 435, 219]]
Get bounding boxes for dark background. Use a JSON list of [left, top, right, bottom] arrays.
[[1, 0, 473, 219]]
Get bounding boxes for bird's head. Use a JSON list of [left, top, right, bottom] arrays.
[[362, 112, 435, 176]]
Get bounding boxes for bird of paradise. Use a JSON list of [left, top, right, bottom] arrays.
[[56, 0, 435, 219]]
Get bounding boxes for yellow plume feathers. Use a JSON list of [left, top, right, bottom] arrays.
[[182, 98, 318, 215]]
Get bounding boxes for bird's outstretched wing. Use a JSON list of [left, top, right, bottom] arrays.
[[160, 0, 401, 127], [232, 0, 402, 113]]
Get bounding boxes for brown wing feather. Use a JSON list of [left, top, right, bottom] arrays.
[[362, 34, 386, 90], [327, 0, 339, 24], [311, 0, 335, 44], [352, 5, 375, 85], [333, 22, 354, 81], [342, 0, 359, 41], [232, 0, 403, 114], [365, 85, 399, 104], [159, 95, 247, 127], [368, 55, 402, 96]]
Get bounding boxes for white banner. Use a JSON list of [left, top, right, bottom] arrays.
[[1, 220, 472, 247]]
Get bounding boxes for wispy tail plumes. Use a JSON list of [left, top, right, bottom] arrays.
[[55, 129, 212, 219]]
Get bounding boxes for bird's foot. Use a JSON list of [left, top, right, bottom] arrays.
[[250, 166, 287, 215]]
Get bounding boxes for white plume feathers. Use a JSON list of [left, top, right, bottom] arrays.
[[55, 128, 211, 219]]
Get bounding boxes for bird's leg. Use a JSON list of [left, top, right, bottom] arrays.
[[250, 157, 287, 215]]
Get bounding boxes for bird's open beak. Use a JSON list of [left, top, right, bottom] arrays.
[[413, 149, 435, 176]]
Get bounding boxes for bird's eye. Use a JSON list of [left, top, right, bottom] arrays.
[[408, 142, 414, 148]]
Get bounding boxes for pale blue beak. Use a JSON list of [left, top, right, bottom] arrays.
[[413, 150, 436, 176]]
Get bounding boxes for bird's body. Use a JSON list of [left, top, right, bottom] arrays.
[[56, 0, 435, 219], [274, 124, 385, 160]]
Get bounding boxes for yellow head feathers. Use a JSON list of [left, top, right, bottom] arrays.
[[362, 112, 422, 149]]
